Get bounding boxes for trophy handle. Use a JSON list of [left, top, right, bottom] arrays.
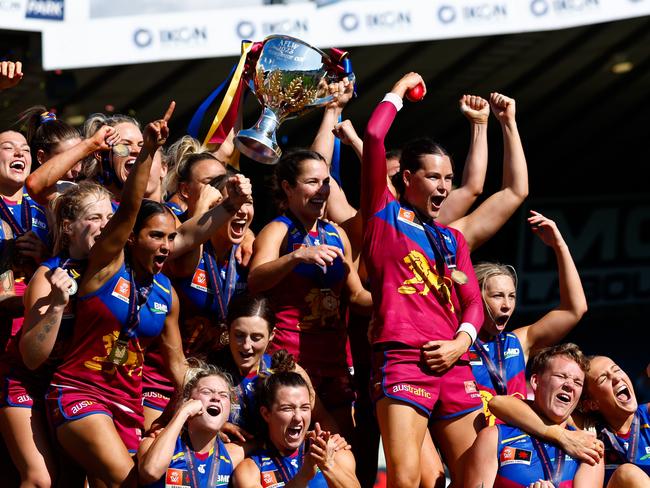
[[305, 72, 356, 108]]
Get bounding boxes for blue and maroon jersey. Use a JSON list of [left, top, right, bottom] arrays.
[[0, 189, 49, 245], [0, 255, 86, 400], [469, 332, 527, 425], [361, 101, 483, 348], [50, 262, 173, 415], [495, 425, 580, 487], [229, 353, 272, 433], [174, 243, 247, 354], [164, 201, 185, 218], [250, 443, 327, 488], [266, 215, 348, 375], [38, 255, 86, 365], [145, 435, 234, 488], [601, 403, 650, 483]]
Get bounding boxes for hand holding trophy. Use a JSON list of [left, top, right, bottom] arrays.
[[234, 36, 354, 164]]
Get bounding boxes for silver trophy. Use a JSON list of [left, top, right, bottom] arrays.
[[235, 35, 353, 165]]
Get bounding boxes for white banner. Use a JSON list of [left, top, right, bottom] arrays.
[[3, 0, 650, 70]]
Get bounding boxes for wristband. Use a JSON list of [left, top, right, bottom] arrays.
[[456, 323, 477, 344], [382, 93, 403, 112]]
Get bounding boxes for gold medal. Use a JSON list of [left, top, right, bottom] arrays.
[[108, 338, 129, 366], [219, 324, 230, 346], [68, 277, 78, 296], [451, 269, 468, 285]]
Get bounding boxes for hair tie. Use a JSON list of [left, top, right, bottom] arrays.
[[40, 111, 57, 124]]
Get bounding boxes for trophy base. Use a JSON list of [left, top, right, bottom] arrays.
[[235, 131, 281, 165]]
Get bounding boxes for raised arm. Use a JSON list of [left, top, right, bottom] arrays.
[[438, 94, 489, 225], [19, 266, 73, 369], [325, 119, 360, 225], [82, 102, 175, 290], [168, 174, 252, 258], [310, 78, 353, 166], [450, 93, 528, 251], [26, 126, 119, 205], [487, 395, 603, 466], [362, 73, 425, 221], [138, 399, 204, 484], [0, 61, 23, 92], [332, 119, 363, 162], [514, 211, 587, 361]]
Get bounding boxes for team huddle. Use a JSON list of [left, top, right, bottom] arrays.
[[0, 61, 648, 488]]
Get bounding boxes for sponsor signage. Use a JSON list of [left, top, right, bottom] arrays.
[[0, 0, 648, 69], [516, 195, 650, 310]]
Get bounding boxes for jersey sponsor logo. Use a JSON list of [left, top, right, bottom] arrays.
[[392, 383, 432, 399], [16, 394, 32, 404], [70, 399, 94, 415], [500, 446, 532, 466], [165, 467, 191, 487], [190, 268, 209, 293], [504, 347, 520, 359], [468, 349, 482, 365], [111, 277, 131, 303], [261, 470, 282, 488], [641, 449, 650, 461], [198, 463, 206, 474], [216, 474, 230, 485], [397, 207, 423, 229], [150, 302, 168, 314], [464, 380, 478, 394]]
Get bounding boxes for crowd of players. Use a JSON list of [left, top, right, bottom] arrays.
[[0, 60, 648, 488]]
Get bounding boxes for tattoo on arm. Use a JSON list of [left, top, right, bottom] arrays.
[[36, 313, 59, 343]]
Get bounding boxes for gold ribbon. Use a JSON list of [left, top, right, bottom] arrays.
[[202, 40, 254, 147]]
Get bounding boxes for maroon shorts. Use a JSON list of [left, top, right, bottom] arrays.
[[1, 375, 36, 408], [142, 389, 170, 412], [46, 385, 143, 452], [370, 345, 481, 420]]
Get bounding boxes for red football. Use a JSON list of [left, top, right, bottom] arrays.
[[406, 83, 425, 102]]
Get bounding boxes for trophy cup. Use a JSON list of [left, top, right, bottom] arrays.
[[235, 35, 353, 165]]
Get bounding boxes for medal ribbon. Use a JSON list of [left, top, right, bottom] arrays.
[[0, 193, 32, 237], [530, 436, 565, 486], [184, 435, 221, 488], [121, 263, 155, 341], [285, 212, 329, 287], [474, 336, 508, 395], [271, 443, 305, 484], [602, 412, 640, 463], [202, 241, 239, 322], [402, 202, 455, 278]]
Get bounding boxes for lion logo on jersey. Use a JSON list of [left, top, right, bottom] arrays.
[[397, 250, 454, 311], [299, 288, 341, 331], [84, 331, 144, 377]]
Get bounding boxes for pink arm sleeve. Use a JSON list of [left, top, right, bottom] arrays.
[[455, 230, 484, 334], [361, 101, 397, 222]]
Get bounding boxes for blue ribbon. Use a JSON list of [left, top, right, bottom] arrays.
[[187, 62, 238, 139], [330, 58, 355, 185]]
